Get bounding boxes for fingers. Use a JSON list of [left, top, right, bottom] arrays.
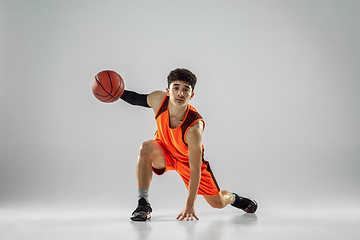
[[177, 213, 187, 221], [176, 212, 199, 221]]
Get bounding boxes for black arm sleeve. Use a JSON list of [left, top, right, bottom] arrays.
[[120, 90, 151, 108]]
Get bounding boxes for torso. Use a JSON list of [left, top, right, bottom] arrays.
[[154, 95, 205, 162], [169, 116, 183, 129]]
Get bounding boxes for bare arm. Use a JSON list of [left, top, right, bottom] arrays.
[[147, 91, 167, 114], [177, 121, 204, 221]]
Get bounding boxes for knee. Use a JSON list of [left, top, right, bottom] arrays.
[[206, 191, 232, 209], [138, 140, 157, 159]]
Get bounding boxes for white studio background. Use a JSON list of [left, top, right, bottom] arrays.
[[1, 0, 359, 215]]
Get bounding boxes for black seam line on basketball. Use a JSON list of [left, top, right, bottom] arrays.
[[93, 90, 115, 102], [93, 90, 109, 97], [95, 75, 117, 98], [112, 80, 122, 97], [93, 90, 117, 102], [105, 94, 116, 102], [103, 93, 115, 102], [106, 95, 116, 102], [96, 92, 114, 102], [106, 97, 114, 102], [110, 72, 124, 100], [106, 71, 113, 94], [114, 89, 124, 98], [94, 88, 116, 102], [112, 81, 123, 99]]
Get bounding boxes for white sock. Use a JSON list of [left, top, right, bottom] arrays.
[[231, 193, 236, 204]]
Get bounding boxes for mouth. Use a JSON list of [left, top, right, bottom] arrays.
[[176, 98, 184, 103]]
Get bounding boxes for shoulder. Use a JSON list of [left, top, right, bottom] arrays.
[[186, 121, 204, 140], [147, 91, 167, 114], [185, 120, 204, 148], [188, 120, 204, 133]]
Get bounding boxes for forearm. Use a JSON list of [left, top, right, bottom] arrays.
[[120, 90, 150, 108], [184, 121, 204, 208], [186, 169, 201, 207]]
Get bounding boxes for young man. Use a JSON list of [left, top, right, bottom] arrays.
[[120, 68, 257, 221]]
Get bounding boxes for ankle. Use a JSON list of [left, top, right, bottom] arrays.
[[231, 193, 236, 204], [138, 188, 149, 203]]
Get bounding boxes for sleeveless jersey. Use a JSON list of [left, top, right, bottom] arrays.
[[154, 96, 205, 163]]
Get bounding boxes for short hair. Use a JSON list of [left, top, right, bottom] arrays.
[[167, 68, 197, 92]]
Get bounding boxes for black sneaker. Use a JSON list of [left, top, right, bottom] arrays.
[[231, 193, 258, 213], [130, 197, 152, 221]]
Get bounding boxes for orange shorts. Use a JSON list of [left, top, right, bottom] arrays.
[[153, 141, 221, 196]]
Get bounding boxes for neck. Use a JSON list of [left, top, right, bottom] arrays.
[[168, 101, 188, 121]]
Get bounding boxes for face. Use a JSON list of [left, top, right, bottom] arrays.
[[166, 80, 194, 106]]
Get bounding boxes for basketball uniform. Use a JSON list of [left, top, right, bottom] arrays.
[[153, 96, 220, 196]]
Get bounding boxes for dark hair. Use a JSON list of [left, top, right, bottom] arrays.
[[167, 68, 197, 92]]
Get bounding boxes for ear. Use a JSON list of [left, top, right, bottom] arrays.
[[190, 92, 195, 100], [166, 88, 170, 96]]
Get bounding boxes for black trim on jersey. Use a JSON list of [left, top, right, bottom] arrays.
[[155, 95, 203, 146], [181, 110, 203, 146], [155, 96, 169, 119], [202, 158, 221, 192]]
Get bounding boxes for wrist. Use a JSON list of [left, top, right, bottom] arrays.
[[186, 198, 196, 207]]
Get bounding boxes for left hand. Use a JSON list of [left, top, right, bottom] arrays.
[[176, 205, 199, 221]]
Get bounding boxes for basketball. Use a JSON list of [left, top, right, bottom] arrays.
[[92, 70, 125, 103]]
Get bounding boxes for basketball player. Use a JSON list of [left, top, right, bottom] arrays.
[[120, 68, 257, 221]]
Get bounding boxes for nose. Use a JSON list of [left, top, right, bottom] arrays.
[[177, 90, 184, 97]]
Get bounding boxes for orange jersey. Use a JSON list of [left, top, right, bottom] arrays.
[[153, 95, 220, 196], [154, 96, 205, 163]]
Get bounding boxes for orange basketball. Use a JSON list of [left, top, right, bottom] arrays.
[[92, 70, 124, 103]]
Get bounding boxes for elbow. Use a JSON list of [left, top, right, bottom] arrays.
[[190, 167, 201, 179]]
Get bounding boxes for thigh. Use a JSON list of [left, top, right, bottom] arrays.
[[144, 140, 166, 169], [152, 140, 177, 175]]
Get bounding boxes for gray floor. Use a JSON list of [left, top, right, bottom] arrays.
[[1, 205, 360, 240]]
